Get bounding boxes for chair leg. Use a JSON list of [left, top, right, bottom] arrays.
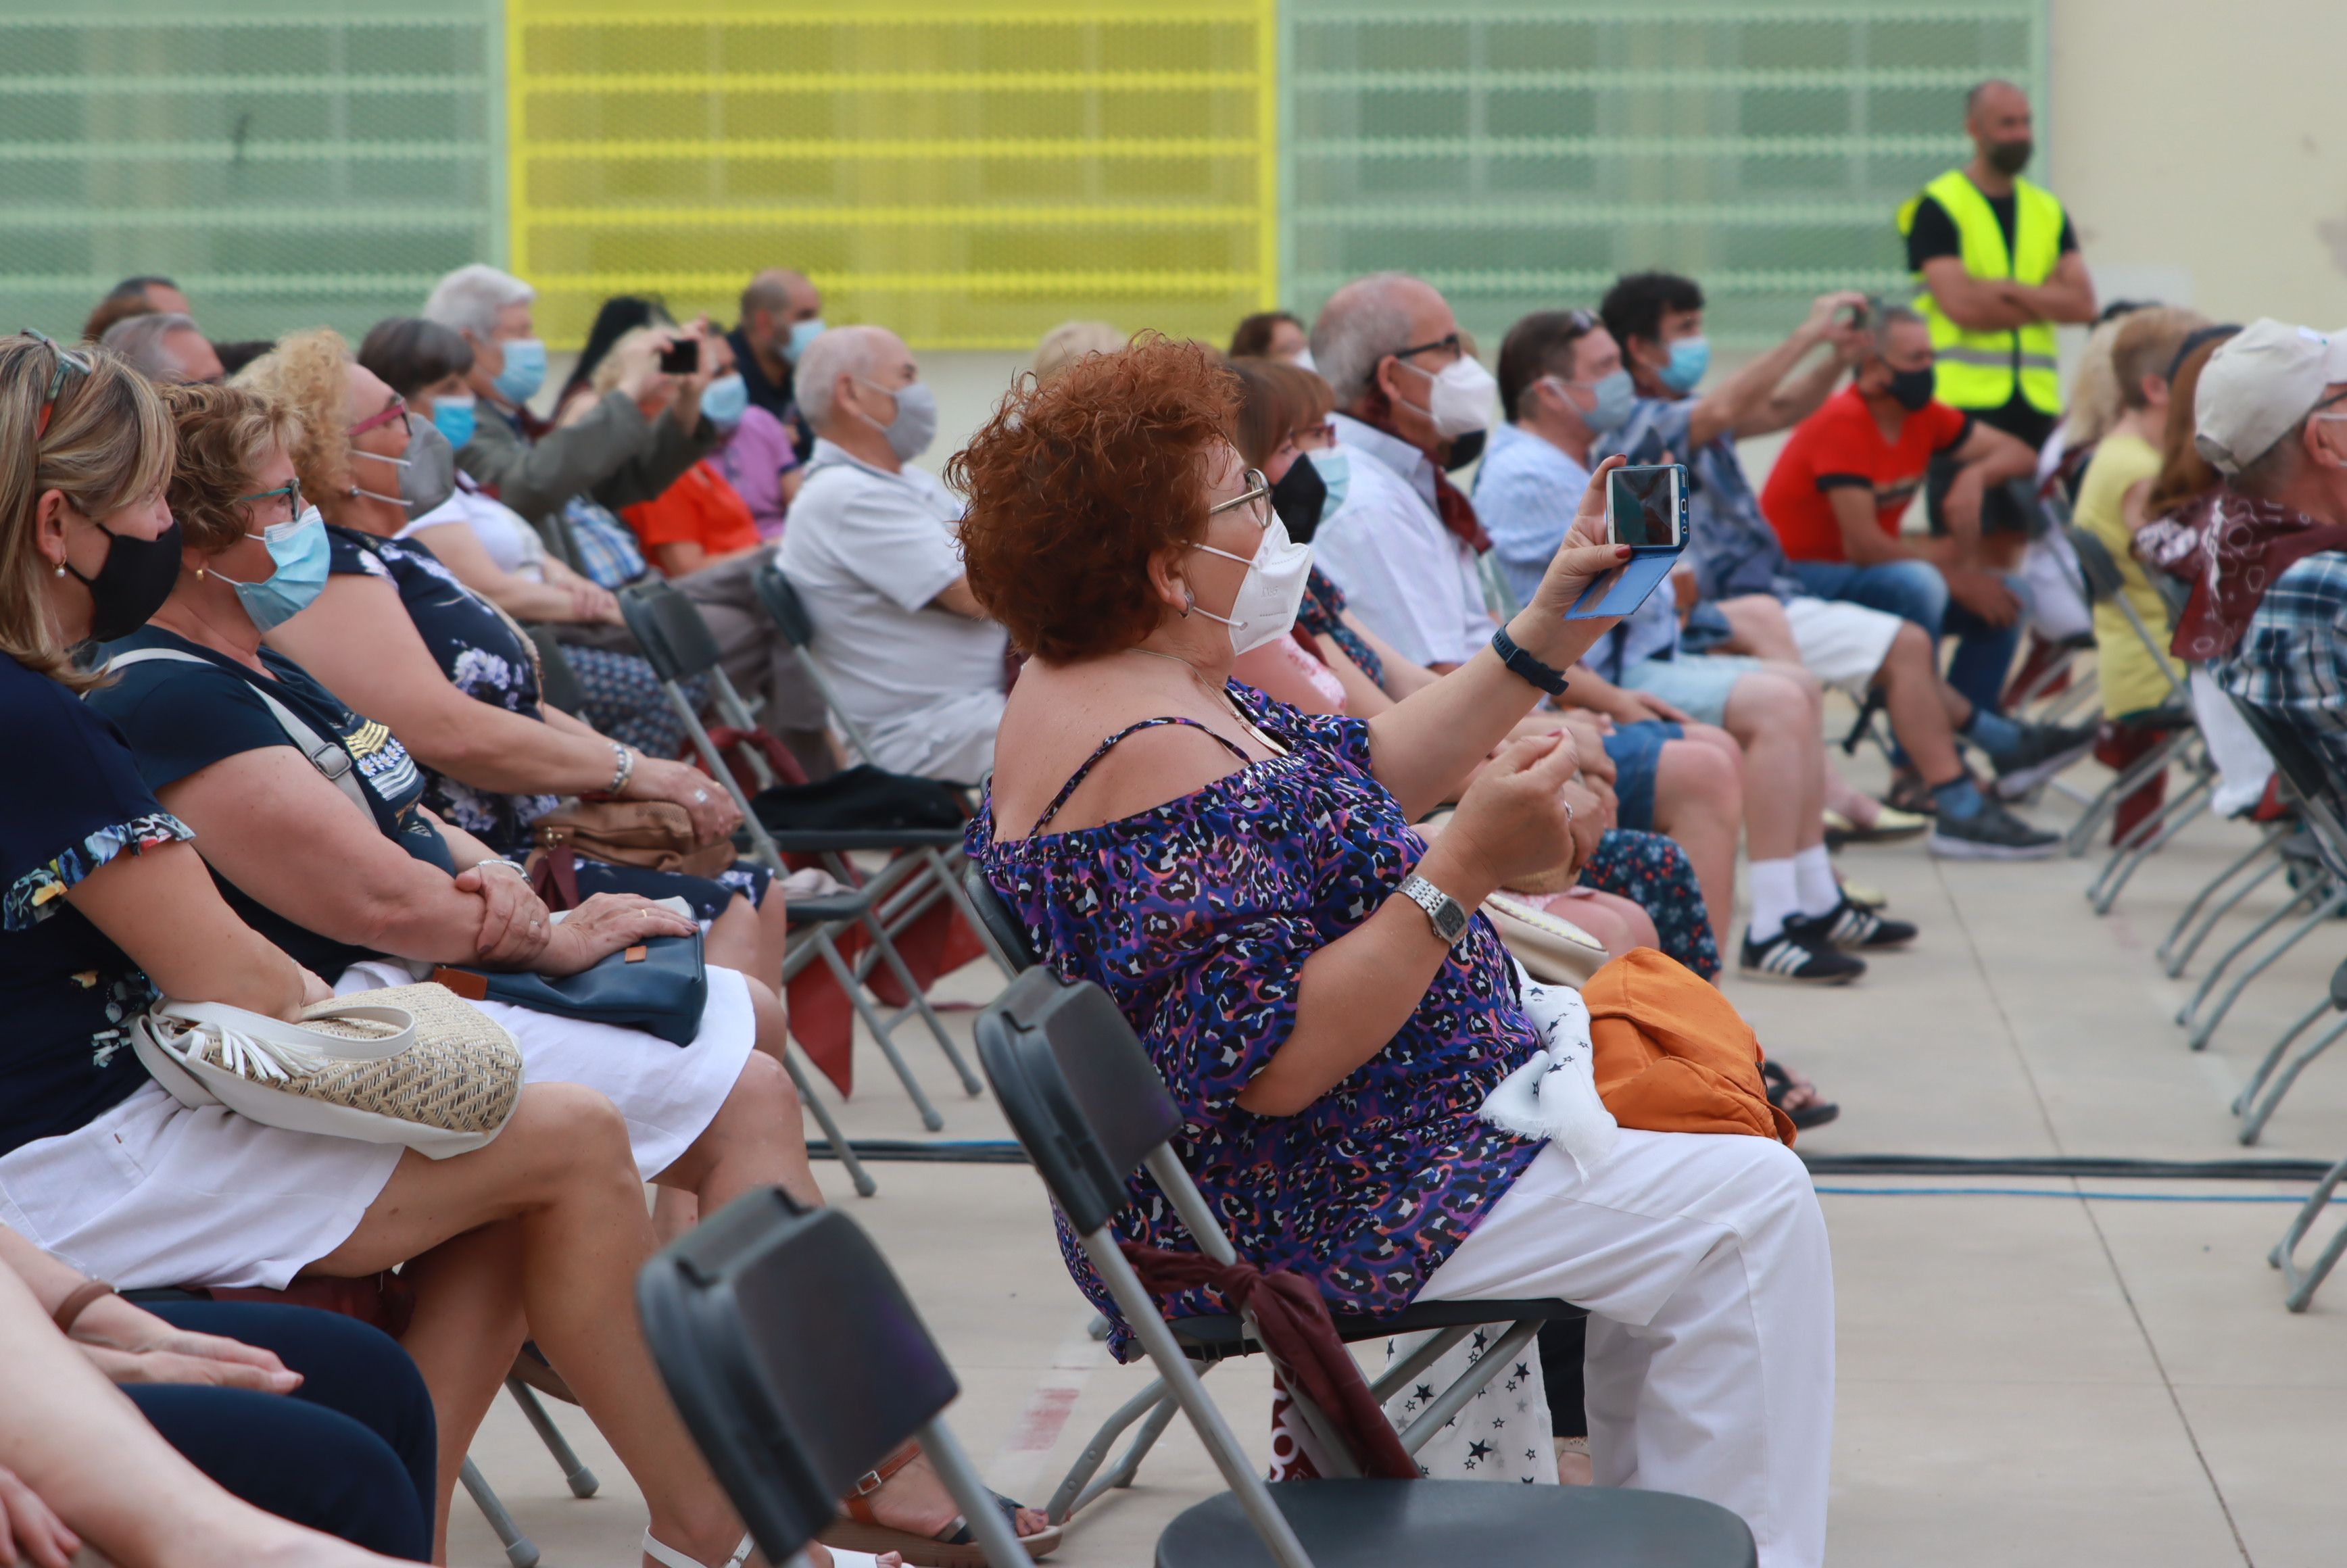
[[2237, 1009, 2347, 1146], [2179, 883, 2322, 1029], [1047, 1377, 1174, 1523], [810, 925, 946, 1130], [856, 903, 985, 1097], [2091, 771, 2211, 914], [460, 1456, 541, 1568], [913, 1418, 1037, 1568], [2161, 828, 2289, 977], [2187, 887, 2345, 1050], [506, 1377, 598, 1497], [2272, 1151, 2347, 1311], [782, 1046, 877, 1196]]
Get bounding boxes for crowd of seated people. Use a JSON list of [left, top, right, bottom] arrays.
[[17, 211, 2330, 1568]]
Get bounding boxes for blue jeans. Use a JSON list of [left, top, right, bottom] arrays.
[[1787, 558, 2025, 718]]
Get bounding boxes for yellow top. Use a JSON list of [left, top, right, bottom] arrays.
[[2071, 431, 2181, 719]]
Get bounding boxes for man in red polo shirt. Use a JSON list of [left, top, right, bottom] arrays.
[[1761, 303, 2054, 748]]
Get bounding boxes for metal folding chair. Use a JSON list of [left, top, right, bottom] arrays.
[[973, 969, 1753, 1565], [2206, 698, 2347, 1140], [2158, 816, 2296, 978], [2058, 526, 2203, 860], [637, 1188, 1032, 1568], [751, 558, 1018, 979]]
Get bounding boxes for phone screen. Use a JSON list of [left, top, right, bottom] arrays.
[[1607, 466, 1680, 549], [658, 338, 700, 375]]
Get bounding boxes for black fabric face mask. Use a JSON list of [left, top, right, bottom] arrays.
[[1887, 366, 1937, 412], [1442, 427, 1486, 472], [1985, 137, 2033, 176], [1269, 455, 1328, 543], [64, 517, 185, 642]]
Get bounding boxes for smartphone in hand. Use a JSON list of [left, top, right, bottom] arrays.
[[1564, 463, 1690, 620], [658, 336, 700, 375]]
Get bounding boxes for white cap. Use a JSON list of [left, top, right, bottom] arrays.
[[2194, 318, 2347, 475]]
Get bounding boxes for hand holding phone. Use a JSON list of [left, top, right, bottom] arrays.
[[1564, 462, 1689, 620], [658, 336, 700, 376]]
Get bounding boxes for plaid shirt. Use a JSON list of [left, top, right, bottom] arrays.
[[2215, 550, 2347, 799], [562, 497, 650, 589]]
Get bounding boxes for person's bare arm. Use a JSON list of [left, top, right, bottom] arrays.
[[1362, 460, 1632, 818], [930, 575, 987, 620], [156, 750, 531, 967], [2000, 250, 2098, 326], [411, 521, 585, 623], [1918, 256, 2038, 331], [1951, 418, 2039, 486], [1824, 485, 1920, 566], [1684, 291, 1864, 449], [61, 839, 311, 1021], [2119, 476, 2156, 537], [1736, 335, 1857, 439], [266, 574, 625, 796], [1313, 633, 1396, 715], [652, 539, 709, 577], [1556, 661, 1690, 724], [1340, 611, 1438, 700]]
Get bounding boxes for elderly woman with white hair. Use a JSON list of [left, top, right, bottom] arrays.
[[419, 262, 721, 530]]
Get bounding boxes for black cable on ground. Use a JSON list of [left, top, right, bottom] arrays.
[[808, 1142, 2338, 1181]]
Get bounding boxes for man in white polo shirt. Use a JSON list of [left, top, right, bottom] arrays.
[[1307, 271, 1500, 672], [777, 325, 1007, 784]]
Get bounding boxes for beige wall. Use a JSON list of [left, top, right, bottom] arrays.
[[2051, 0, 2347, 326]]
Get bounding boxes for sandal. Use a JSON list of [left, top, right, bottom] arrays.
[[1762, 1058, 1841, 1131], [642, 1531, 752, 1568], [821, 1444, 1061, 1566]]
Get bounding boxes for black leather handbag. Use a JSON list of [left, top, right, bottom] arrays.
[[437, 929, 708, 1048]]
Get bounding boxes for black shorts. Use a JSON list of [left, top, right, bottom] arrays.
[[1927, 392, 2056, 537]]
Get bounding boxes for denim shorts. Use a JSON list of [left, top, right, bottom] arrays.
[[1599, 718, 1685, 833]]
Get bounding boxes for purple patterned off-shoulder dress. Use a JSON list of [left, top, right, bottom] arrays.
[[971, 683, 1548, 1355]]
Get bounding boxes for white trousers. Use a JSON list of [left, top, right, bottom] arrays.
[[1416, 1130, 1834, 1568]]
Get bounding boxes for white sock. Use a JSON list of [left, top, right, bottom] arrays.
[[1793, 845, 1841, 918], [1747, 858, 1799, 944]]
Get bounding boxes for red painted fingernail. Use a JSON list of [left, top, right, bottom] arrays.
[[1616, 545, 1634, 558]]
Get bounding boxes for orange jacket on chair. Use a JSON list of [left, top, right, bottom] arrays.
[[1580, 948, 1797, 1144]]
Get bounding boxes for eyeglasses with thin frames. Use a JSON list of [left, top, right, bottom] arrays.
[[237, 480, 304, 526], [1206, 467, 1272, 528], [349, 396, 408, 439]]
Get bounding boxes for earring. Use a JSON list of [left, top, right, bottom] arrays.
[[53, 562, 65, 577]]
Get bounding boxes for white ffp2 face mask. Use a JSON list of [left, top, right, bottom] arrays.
[[1399, 353, 1497, 439], [1186, 516, 1314, 656]]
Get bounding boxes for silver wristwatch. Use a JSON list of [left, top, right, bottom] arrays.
[[1397, 874, 1471, 947]]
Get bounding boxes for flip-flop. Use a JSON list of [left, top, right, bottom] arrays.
[[822, 1447, 1061, 1565], [1762, 1058, 1841, 1131]]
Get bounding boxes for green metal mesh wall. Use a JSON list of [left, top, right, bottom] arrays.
[[1281, 0, 2047, 351], [0, 0, 500, 345]]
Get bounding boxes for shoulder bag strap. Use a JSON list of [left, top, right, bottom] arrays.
[[104, 648, 374, 819]]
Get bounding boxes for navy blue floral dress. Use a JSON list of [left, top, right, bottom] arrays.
[[972, 684, 1547, 1356]]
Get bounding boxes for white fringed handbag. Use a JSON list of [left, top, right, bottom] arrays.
[[131, 983, 523, 1159]]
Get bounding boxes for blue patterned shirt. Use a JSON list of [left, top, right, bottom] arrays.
[[1599, 395, 1803, 604], [2215, 550, 2347, 802]]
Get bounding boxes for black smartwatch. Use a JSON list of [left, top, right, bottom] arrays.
[[1491, 627, 1570, 697]]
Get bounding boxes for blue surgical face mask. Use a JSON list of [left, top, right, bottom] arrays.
[[787, 317, 825, 362], [1305, 446, 1350, 526], [854, 376, 938, 461], [224, 506, 330, 631], [1660, 335, 1711, 394], [431, 393, 476, 449], [491, 337, 547, 404], [1548, 370, 1635, 433], [699, 372, 749, 429]]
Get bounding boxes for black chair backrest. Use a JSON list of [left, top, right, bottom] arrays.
[[637, 1190, 962, 1566], [2225, 690, 2347, 872], [526, 624, 587, 714], [2064, 524, 2127, 603], [754, 558, 816, 650], [962, 866, 1039, 971], [620, 581, 726, 683], [975, 970, 1182, 1235]]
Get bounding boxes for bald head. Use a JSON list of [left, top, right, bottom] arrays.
[[795, 324, 906, 431], [740, 268, 823, 356], [1310, 272, 1456, 408], [1965, 80, 2035, 176]]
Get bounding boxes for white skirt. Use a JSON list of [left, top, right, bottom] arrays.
[[0, 1081, 405, 1292], [337, 960, 756, 1182]]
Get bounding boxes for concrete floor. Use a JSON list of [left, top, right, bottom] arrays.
[[450, 727, 2347, 1567]]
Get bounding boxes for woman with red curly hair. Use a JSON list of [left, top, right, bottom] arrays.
[[960, 335, 1833, 1567]]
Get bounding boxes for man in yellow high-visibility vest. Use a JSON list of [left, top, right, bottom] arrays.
[[1901, 79, 2097, 547]]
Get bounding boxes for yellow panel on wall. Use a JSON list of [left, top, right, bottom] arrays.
[[506, 0, 1277, 351]]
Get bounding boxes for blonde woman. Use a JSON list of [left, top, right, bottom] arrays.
[[0, 337, 900, 1568]]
